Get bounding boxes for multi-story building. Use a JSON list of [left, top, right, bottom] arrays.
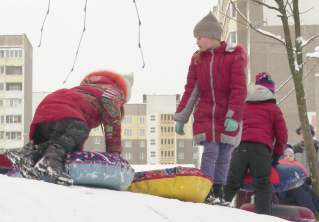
[[214, 0, 319, 143], [82, 94, 198, 166], [0, 34, 33, 154]]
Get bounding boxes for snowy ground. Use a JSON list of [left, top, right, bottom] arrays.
[[0, 175, 289, 222]]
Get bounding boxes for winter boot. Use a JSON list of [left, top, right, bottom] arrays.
[[34, 145, 73, 186], [205, 184, 232, 206], [7, 141, 41, 180]]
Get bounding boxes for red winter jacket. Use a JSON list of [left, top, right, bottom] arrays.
[[175, 42, 248, 147], [241, 85, 288, 155], [30, 71, 131, 154]]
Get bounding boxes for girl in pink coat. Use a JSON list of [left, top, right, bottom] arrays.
[[174, 12, 248, 204]]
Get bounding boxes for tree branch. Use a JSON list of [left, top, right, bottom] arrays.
[[230, 0, 286, 45], [251, 0, 280, 11]]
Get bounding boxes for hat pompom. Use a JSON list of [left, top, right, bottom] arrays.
[[255, 72, 275, 94]]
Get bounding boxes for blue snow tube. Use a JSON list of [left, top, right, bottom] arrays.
[[7, 151, 134, 191], [241, 159, 307, 192]]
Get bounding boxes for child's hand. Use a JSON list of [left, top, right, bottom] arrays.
[[175, 121, 185, 135], [224, 118, 238, 131]]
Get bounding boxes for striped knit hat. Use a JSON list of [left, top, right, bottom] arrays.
[[255, 72, 275, 94]]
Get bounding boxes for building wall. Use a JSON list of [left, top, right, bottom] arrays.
[[0, 35, 32, 153]]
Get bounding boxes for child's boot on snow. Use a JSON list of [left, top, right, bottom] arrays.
[[7, 141, 41, 180], [34, 145, 73, 186], [205, 184, 233, 207]]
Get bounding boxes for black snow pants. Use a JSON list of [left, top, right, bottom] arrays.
[[224, 141, 272, 215], [32, 118, 90, 156]]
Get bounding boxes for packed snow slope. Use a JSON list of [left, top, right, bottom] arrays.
[[0, 175, 288, 222]]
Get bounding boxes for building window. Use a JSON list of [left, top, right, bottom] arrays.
[[171, 139, 174, 145], [124, 117, 132, 124], [150, 127, 155, 133], [151, 151, 156, 157], [161, 115, 163, 121], [0, 100, 3, 107], [125, 153, 132, 160], [6, 66, 22, 75], [171, 114, 173, 120], [0, 131, 4, 139], [168, 139, 170, 145], [0, 51, 4, 58], [140, 129, 145, 136], [140, 153, 145, 159], [6, 115, 22, 123], [151, 139, 155, 145], [140, 141, 145, 147], [192, 152, 198, 159], [172, 151, 174, 157], [0, 66, 4, 74], [6, 99, 22, 107], [179, 140, 184, 147], [6, 83, 22, 91], [0, 116, 4, 123], [228, 31, 237, 45], [93, 127, 100, 132], [179, 152, 184, 159], [124, 129, 132, 136], [125, 141, 132, 147], [0, 83, 4, 91], [192, 141, 197, 147], [6, 50, 22, 58], [93, 137, 100, 144], [161, 151, 163, 157], [140, 117, 144, 124], [5, 131, 21, 140], [150, 115, 155, 121]]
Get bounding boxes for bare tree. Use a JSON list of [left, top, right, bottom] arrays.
[[230, 0, 319, 217]]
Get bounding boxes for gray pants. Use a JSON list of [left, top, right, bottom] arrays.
[[200, 142, 233, 185]]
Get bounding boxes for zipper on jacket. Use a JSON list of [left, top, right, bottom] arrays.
[[210, 50, 216, 142]]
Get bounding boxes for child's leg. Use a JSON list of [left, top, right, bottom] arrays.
[[301, 184, 319, 212], [214, 143, 233, 185], [249, 144, 272, 215], [35, 118, 90, 186], [200, 141, 220, 181], [224, 143, 250, 203]]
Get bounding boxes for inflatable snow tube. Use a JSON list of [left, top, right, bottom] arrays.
[[240, 203, 315, 222], [0, 154, 13, 175], [241, 159, 307, 192], [126, 167, 213, 203], [7, 151, 134, 191]]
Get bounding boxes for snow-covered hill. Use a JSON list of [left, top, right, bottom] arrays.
[[0, 175, 289, 222]]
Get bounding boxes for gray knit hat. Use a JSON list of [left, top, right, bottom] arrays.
[[193, 12, 223, 41]]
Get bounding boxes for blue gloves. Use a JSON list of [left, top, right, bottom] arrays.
[[224, 118, 238, 132], [175, 120, 185, 135]]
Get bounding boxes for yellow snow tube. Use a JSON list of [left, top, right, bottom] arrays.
[[126, 167, 212, 203]]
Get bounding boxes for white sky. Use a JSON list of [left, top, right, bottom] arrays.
[[1, 175, 289, 222], [0, 0, 218, 104]]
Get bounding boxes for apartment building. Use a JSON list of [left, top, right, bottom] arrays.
[[214, 0, 319, 143], [0, 35, 33, 154]]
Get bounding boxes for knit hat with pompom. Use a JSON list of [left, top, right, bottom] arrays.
[[255, 72, 275, 94]]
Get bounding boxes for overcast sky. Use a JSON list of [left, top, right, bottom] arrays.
[[0, 0, 218, 104]]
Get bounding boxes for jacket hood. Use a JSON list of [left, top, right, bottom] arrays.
[[82, 70, 134, 104], [246, 85, 274, 102]]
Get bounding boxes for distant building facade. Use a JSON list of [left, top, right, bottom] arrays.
[[213, 0, 319, 143], [0, 34, 33, 154]]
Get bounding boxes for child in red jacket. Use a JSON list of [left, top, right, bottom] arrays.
[[7, 70, 133, 186], [174, 11, 247, 205], [223, 73, 288, 214]]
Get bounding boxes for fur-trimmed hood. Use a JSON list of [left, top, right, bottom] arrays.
[[82, 70, 134, 104]]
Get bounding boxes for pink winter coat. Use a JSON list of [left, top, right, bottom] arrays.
[[175, 42, 248, 147], [241, 85, 288, 155]]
